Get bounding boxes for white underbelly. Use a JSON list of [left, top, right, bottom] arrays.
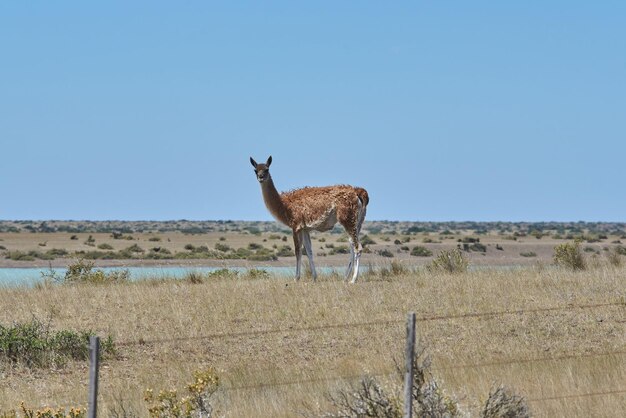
[[306, 208, 337, 231]]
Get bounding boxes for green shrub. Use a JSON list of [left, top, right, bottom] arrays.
[[43, 259, 130, 284], [248, 242, 264, 250], [148, 236, 162, 242], [411, 246, 433, 257], [329, 245, 350, 255], [553, 241, 586, 270], [97, 243, 114, 250], [361, 235, 376, 245], [0, 318, 115, 368], [275, 245, 293, 257], [377, 249, 394, 258], [427, 249, 469, 274], [214, 243, 231, 252], [124, 244, 144, 253]]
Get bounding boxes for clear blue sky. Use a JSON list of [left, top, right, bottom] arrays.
[[1, 2, 624, 222]]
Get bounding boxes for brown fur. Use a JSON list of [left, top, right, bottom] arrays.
[[251, 156, 369, 282]]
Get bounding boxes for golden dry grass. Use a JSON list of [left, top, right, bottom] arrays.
[[0, 263, 624, 417]]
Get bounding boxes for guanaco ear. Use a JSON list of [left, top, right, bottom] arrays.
[[266, 156, 272, 167], [250, 157, 258, 168]]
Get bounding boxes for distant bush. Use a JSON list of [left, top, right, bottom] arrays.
[[329, 245, 350, 255], [215, 243, 231, 252], [468, 242, 487, 252], [520, 252, 537, 258], [124, 244, 144, 253], [246, 252, 277, 261], [377, 249, 394, 258], [42, 259, 130, 285], [361, 235, 376, 245], [148, 236, 162, 242], [248, 242, 264, 250], [427, 249, 469, 274], [553, 241, 586, 271], [83, 235, 96, 247], [97, 243, 114, 250], [7, 250, 53, 261], [275, 245, 293, 257], [411, 246, 433, 257], [111, 232, 133, 240]]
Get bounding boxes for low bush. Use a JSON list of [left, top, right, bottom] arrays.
[[42, 259, 130, 284], [329, 245, 350, 255], [427, 249, 469, 274], [275, 245, 293, 257], [410, 246, 432, 257], [97, 243, 114, 250], [0, 318, 115, 368], [215, 243, 231, 252], [520, 252, 537, 258], [553, 241, 586, 271], [481, 385, 530, 418], [145, 367, 219, 418], [361, 235, 376, 245], [377, 249, 394, 258]]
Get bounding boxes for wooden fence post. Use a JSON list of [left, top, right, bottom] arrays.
[[88, 336, 100, 418], [404, 312, 416, 418]]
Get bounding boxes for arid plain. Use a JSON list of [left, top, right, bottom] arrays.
[[0, 221, 624, 417]]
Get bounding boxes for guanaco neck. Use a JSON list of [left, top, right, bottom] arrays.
[[260, 176, 291, 226]]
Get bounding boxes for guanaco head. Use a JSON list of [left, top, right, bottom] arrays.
[[250, 156, 272, 183]]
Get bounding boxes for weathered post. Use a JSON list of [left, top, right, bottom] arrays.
[[404, 312, 416, 418], [88, 336, 100, 418]]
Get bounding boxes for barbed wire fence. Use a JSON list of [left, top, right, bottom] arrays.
[[16, 300, 626, 416]]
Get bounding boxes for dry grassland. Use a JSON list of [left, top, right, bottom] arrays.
[[0, 263, 624, 417]]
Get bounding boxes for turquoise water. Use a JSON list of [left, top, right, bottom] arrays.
[[0, 266, 305, 287]]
